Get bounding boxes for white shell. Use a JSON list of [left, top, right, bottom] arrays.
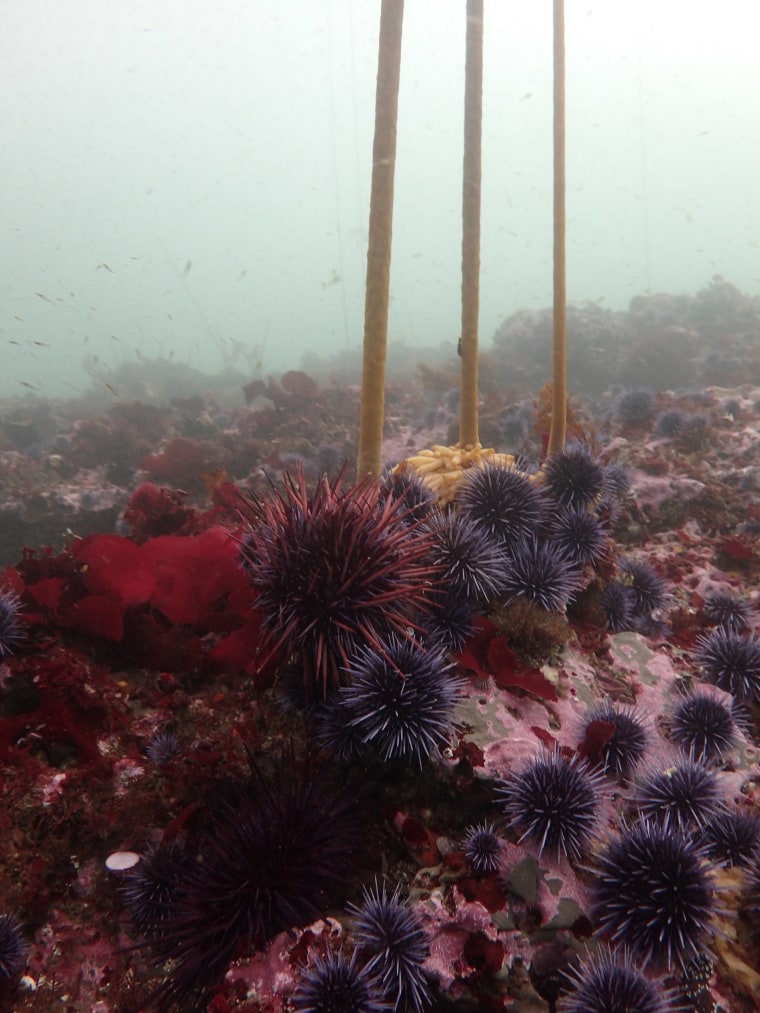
[[105, 850, 141, 871]]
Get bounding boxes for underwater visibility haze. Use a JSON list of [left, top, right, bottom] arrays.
[[1, 0, 760, 397]]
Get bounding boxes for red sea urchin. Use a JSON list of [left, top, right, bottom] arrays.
[[125, 750, 359, 1011], [239, 465, 442, 695]]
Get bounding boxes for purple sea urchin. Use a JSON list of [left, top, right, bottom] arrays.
[[340, 636, 461, 767], [561, 946, 675, 1013], [543, 443, 605, 511], [591, 822, 716, 969], [702, 590, 753, 632], [743, 847, 760, 940], [655, 409, 685, 438], [291, 949, 390, 1013], [240, 466, 441, 695], [619, 559, 667, 615], [420, 591, 475, 653], [0, 590, 23, 658], [462, 821, 502, 875], [502, 538, 583, 614], [551, 507, 607, 567], [701, 810, 760, 867], [425, 511, 508, 606], [617, 387, 655, 425], [497, 750, 602, 861], [601, 463, 631, 501], [697, 627, 760, 703], [601, 581, 635, 632], [633, 760, 723, 832], [670, 692, 736, 761], [122, 840, 196, 943], [582, 701, 647, 781], [457, 463, 546, 551], [0, 912, 26, 981], [145, 730, 180, 765], [315, 694, 366, 761], [381, 469, 437, 522], [348, 880, 432, 1013]]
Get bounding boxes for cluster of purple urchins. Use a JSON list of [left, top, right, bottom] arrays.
[[241, 453, 622, 769], [581, 709, 729, 971], [600, 558, 668, 634], [291, 881, 432, 1013], [457, 444, 622, 617], [243, 449, 625, 690], [123, 751, 359, 1012], [497, 713, 726, 980], [572, 614, 760, 977]]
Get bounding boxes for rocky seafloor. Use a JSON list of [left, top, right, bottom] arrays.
[[2, 280, 760, 1012]]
